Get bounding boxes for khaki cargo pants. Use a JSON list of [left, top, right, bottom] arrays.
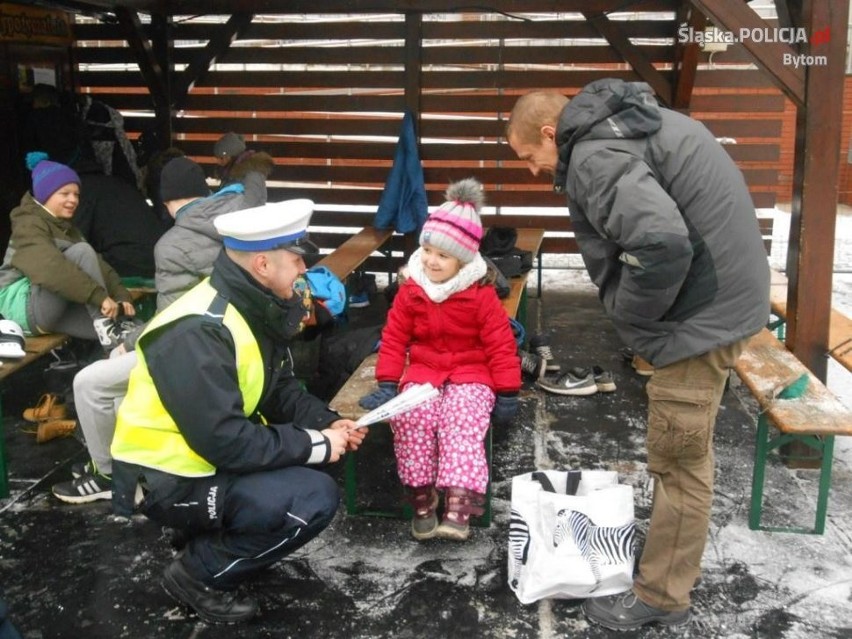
[[633, 338, 748, 611]]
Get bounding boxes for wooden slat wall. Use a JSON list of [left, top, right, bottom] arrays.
[[72, 10, 783, 266]]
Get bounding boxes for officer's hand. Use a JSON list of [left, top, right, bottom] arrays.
[[358, 382, 398, 410], [491, 393, 519, 427], [329, 419, 367, 452], [322, 428, 350, 463]]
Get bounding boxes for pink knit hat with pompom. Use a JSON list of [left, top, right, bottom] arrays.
[[419, 177, 484, 264]]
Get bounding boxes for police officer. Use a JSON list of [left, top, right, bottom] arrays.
[[111, 199, 365, 624]]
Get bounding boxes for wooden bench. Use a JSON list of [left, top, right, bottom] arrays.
[[317, 227, 394, 282], [503, 228, 545, 329], [734, 328, 852, 534], [0, 287, 157, 499], [329, 228, 545, 526], [766, 269, 852, 374], [0, 333, 70, 498]]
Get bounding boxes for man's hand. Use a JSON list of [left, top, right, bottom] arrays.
[[322, 428, 350, 463], [323, 421, 368, 462], [330, 419, 367, 452]]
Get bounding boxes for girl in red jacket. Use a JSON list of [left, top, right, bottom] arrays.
[[360, 178, 521, 541]]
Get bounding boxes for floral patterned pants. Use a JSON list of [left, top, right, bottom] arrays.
[[390, 382, 494, 493]]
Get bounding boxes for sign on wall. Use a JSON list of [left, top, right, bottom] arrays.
[[0, 3, 72, 46]]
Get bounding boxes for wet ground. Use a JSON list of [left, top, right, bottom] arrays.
[[1, 277, 851, 639]]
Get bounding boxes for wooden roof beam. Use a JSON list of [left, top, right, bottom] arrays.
[[172, 12, 254, 111], [671, 1, 706, 109], [114, 7, 168, 112], [690, 0, 805, 107], [583, 11, 673, 106]]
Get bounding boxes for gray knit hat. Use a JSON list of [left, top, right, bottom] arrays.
[[214, 132, 246, 158], [419, 178, 485, 264]]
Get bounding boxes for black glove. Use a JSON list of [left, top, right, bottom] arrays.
[[491, 393, 519, 427], [359, 382, 398, 410]]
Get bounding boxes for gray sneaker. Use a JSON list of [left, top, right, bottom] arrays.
[[536, 370, 597, 396], [529, 334, 561, 372], [592, 366, 616, 392], [582, 591, 690, 631], [570, 366, 617, 393], [519, 350, 546, 380]]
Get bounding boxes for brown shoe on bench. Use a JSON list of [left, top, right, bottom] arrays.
[[23, 393, 67, 422], [36, 419, 77, 444]]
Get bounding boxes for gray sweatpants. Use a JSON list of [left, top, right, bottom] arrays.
[[72, 351, 137, 475], [26, 242, 107, 339]]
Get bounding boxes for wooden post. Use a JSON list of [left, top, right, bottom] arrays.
[[785, 0, 849, 382]]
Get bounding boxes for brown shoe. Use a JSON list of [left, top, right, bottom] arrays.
[[632, 355, 655, 376], [36, 419, 77, 444], [23, 393, 67, 422]]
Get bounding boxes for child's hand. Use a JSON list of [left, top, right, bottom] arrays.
[[358, 382, 398, 410], [491, 393, 519, 427]]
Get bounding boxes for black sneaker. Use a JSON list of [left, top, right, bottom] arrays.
[[535, 369, 597, 396], [519, 350, 546, 380], [582, 591, 690, 631], [52, 470, 113, 503], [529, 334, 561, 372], [92, 317, 123, 350], [93, 316, 141, 350], [71, 460, 95, 479], [162, 559, 258, 624]]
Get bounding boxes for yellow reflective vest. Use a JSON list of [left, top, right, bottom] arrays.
[[111, 279, 264, 477]]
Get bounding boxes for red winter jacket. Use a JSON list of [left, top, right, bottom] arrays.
[[375, 278, 521, 394]]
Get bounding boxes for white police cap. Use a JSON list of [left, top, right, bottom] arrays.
[[214, 199, 319, 256]]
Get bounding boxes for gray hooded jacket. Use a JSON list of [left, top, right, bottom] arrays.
[[154, 171, 267, 310], [554, 79, 769, 366]]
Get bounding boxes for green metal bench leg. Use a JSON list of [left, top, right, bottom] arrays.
[[814, 435, 835, 535], [517, 287, 528, 333], [0, 389, 8, 498], [749, 413, 771, 530], [536, 249, 542, 298], [344, 451, 358, 515], [751, 411, 835, 534], [473, 427, 493, 528], [0, 413, 8, 498]]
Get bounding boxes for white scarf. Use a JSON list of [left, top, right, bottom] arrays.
[[407, 248, 487, 303]]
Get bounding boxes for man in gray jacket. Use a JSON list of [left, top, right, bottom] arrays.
[[507, 79, 769, 630], [51, 153, 273, 504]]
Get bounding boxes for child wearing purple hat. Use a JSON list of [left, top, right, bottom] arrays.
[[0, 152, 135, 348]]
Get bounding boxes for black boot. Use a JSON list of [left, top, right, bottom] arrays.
[[162, 559, 258, 624]]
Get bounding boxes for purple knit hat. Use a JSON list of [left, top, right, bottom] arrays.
[[26, 152, 80, 204], [419, 177, 485, 264]]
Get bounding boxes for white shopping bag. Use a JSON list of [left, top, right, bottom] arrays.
[[507, 469, 635, 604]]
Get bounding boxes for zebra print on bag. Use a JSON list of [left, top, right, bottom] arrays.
[[552, 508, 635, 587], [508, 508, 531, 587]]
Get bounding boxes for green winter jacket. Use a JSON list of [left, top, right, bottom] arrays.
[[0, 192, 131, 328]]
